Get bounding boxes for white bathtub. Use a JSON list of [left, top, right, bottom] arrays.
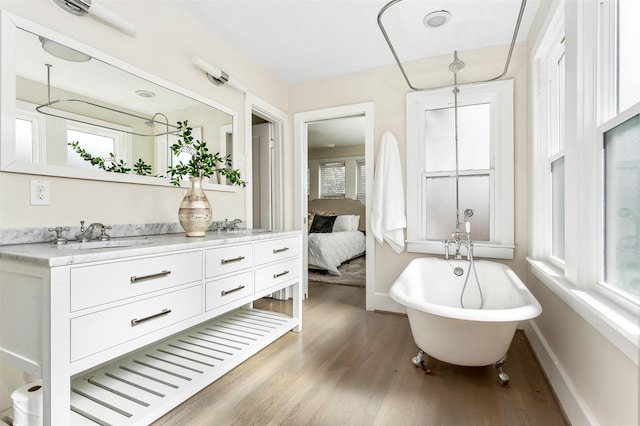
[[390, 257, 541, 367]]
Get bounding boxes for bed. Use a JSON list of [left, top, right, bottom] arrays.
[[308, 198, 366, 276]]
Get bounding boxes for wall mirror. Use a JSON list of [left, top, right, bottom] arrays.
[[0, 12, 237, 189]]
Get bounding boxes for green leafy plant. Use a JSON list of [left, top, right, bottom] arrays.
[[167, 120, 246, 187], [68, 141, 153, 176], [132, 158, 153, 176]]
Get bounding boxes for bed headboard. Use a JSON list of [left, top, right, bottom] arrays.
[[308, 198, 366, 231]]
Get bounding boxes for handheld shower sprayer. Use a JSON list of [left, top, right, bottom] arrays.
[[463, 209, 474, 234]]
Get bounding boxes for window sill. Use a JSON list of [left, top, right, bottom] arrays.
[[527, 257, 640, 366], [407, 240, 514, 259]]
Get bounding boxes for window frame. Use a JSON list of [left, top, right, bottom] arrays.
[[529, 0, 639, 366], [406, 79, 515, 259], [530, 2, 566, 269], [15, 100, 46, 165], [66, 121, 131, 171], [356, 159, 366, 204]]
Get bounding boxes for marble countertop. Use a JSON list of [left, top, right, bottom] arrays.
[[0, 229, 301, 267]]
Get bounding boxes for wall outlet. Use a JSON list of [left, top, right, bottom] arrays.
[[30, 179, 50, 205]]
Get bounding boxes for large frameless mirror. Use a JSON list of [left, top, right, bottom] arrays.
[[1, 12, 236, 189]]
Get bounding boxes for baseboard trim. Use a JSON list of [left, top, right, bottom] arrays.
[[373, 292, 405, 314], [523, 320, 599, 426]]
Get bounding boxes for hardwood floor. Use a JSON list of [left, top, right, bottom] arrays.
[[153, 282, 568, 426]]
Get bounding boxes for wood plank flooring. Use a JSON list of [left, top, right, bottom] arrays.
[[153, 282, 568, 426]]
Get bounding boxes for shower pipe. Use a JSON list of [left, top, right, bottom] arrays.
[[36, 64, 179, 138], [377, 0, 527, 92]]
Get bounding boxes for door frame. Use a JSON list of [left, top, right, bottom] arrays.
[[294, 102, 375, 309], [245, 94, 287, 230]]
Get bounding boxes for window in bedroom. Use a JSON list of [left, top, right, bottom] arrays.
[[319, 161, 346, 199], [406, 79, 514, 259]]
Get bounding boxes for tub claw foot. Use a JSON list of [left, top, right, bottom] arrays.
[[494, 357, 510, 386], [412, 350, 431, 373], [411, 351, 425, 367]]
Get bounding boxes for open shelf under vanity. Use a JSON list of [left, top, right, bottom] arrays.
[[70, 308, 297, 425]]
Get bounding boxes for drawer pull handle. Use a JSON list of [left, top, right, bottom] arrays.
[[273, 247, 289, 254], [131, 308, 171, 326], [273, 270, 290, 279], [130, 270, 171, 283], [221, 255, 245, 265], [221, 285, 245, 296]]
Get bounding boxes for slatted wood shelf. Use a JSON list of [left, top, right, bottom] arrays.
[[69, 308, 297, 425]]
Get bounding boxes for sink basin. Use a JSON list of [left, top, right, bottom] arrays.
[[62, 239, 153, 250]]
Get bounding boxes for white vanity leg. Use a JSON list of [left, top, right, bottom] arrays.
[[46, 268, 71, 425], [292, 281, 303, 332]]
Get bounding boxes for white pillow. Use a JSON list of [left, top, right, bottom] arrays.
[[332, 214, 355, 232], [352, 215, 360, 231]]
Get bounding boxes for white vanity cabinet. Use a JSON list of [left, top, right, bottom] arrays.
[[0, 231, 302, 425]]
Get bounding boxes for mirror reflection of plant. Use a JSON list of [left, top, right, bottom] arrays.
[[133, 159, 153, 176], [68, 141, 153, 175], [167, 120, 247, 188]]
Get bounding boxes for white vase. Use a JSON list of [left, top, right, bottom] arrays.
[[178, 176, 212, 237]]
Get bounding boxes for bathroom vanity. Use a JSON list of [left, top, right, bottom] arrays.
[[0, 230, 302, 425]]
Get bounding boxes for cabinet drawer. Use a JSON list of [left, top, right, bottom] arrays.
[[254, 236, 300, 266], [70, 251, 202, 312], [70, 285, 202, 362], [205, 243, 253, 278], [205, 271, 253, 311], [254, 258, 300, 293]]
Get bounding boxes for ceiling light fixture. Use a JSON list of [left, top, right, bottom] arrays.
[[39, 37, 91, 62], [192, 56, 247, 94], [135, 89, 156, 98], [52, 0, 136, 36], [423, 10, 451, 28]]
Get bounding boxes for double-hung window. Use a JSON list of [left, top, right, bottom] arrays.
[[530, 0, 640, 361], [406, 80, 514, 259], [319, 161, 346, 199], [531, 4, 566, 265], [598, 0, 640, 302]]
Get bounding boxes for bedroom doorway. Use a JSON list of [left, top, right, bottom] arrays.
[[294, 103, 374, 310]]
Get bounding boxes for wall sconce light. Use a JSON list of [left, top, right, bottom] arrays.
[[193, 56, 247, 94], [52, 0, 136, 36]]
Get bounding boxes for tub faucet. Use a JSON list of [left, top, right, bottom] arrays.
[[444, 232, 464, 260]]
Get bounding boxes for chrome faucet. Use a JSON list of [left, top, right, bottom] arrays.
[[75, 221, 112, 242], [222, 218, 242, 231], [444, 209, 474, 260], [444, 231, 465, 260]]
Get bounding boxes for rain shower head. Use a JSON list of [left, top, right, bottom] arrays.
[[448, 51, 465, 73]]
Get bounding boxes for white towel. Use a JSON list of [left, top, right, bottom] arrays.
[[370, 131, 406, 254]]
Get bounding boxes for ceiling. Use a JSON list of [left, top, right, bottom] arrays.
[[307, 116, 366, 149], [172, 0, 539, 150], [171, 0, 540, 85]]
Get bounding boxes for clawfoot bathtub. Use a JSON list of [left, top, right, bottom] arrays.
[[390, 257, 541, 384]]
